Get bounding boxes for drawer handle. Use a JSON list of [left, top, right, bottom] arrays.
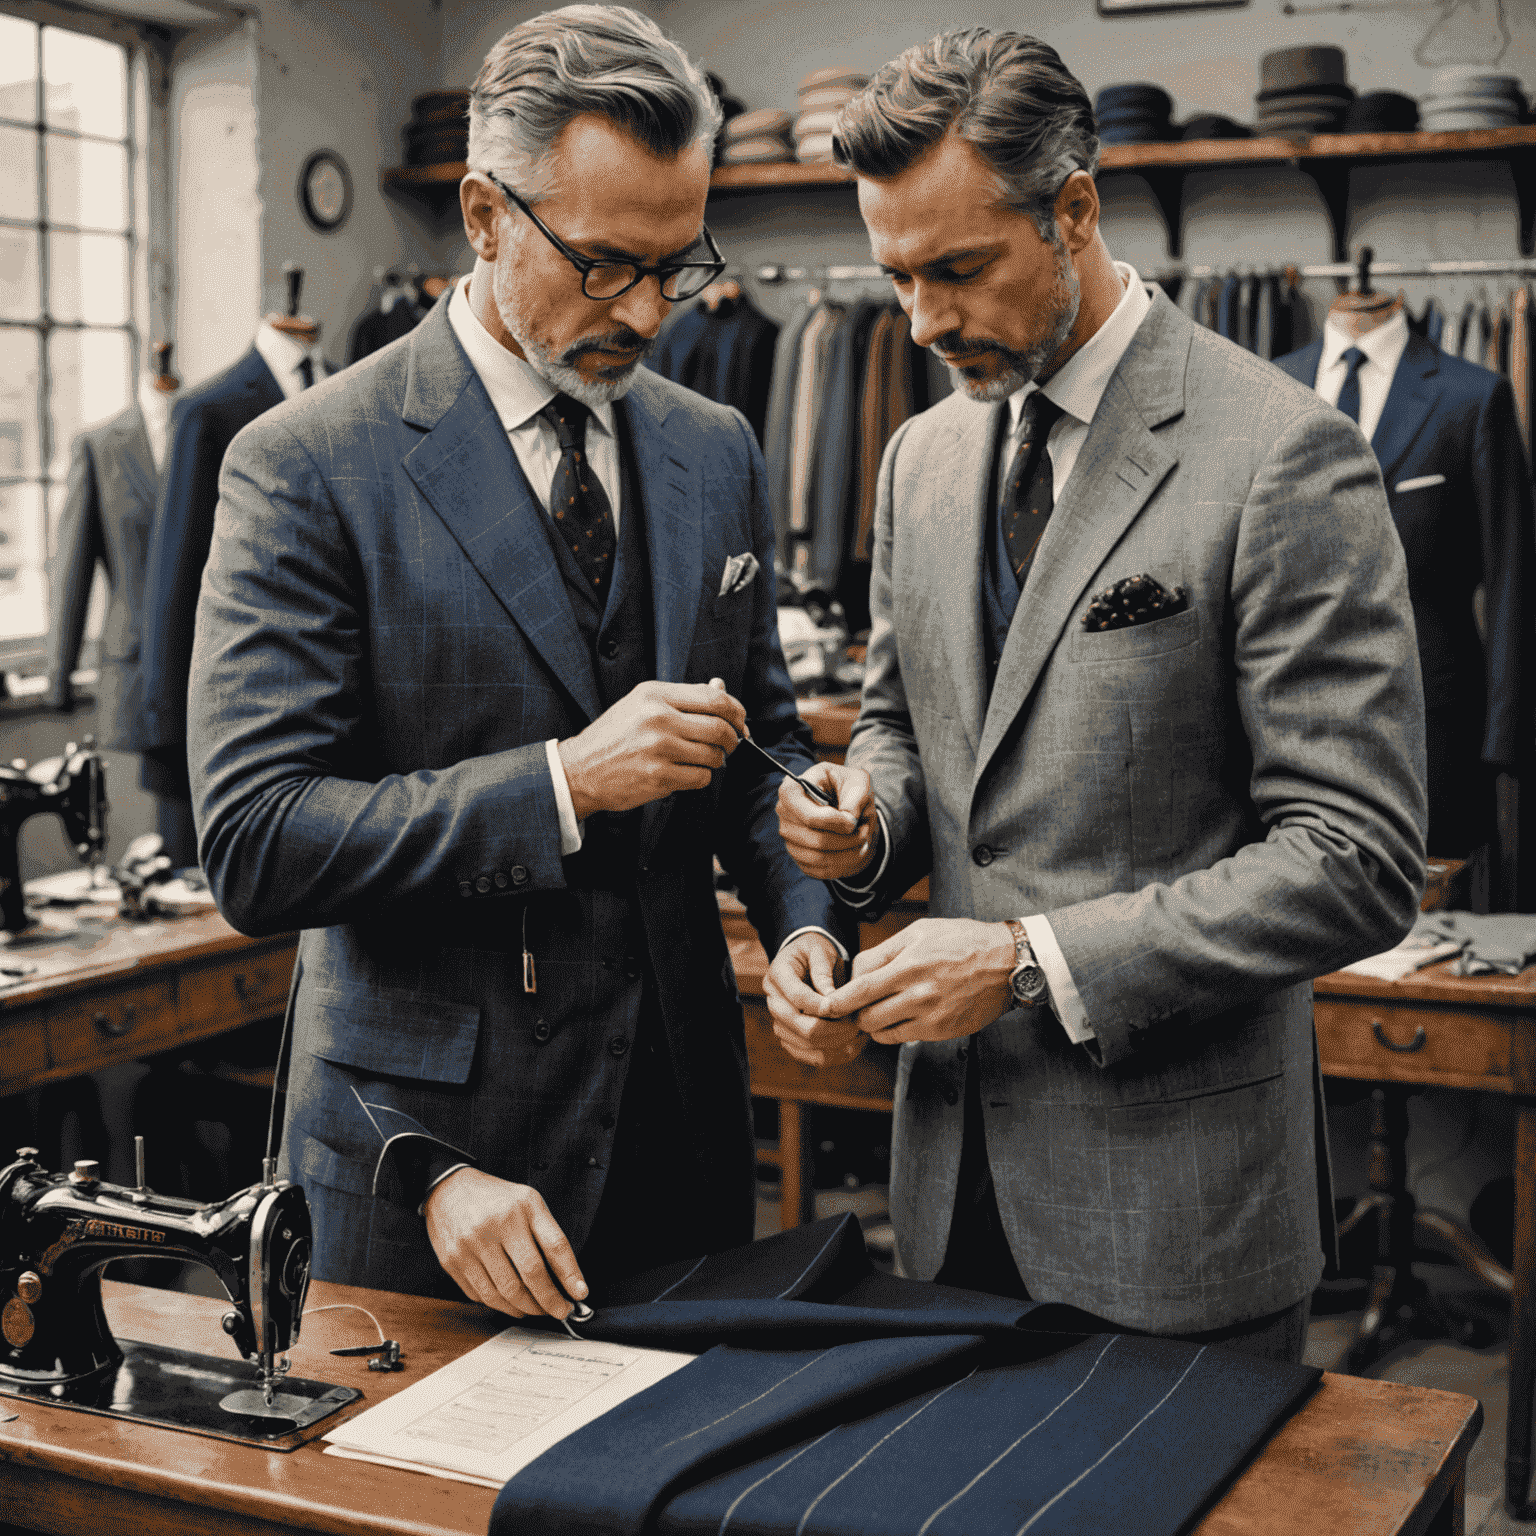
[[93, 1005, 135, 1039], [1371, 1019, 1426, 1054]]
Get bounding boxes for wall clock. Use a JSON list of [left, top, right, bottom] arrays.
[[299, 149, 353, 233]]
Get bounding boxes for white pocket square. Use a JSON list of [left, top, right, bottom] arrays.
[[719, 552, 760, 597], [1394, 474, 1447, 493]]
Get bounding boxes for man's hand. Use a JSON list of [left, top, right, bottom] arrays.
[[776, 763, 879, 882], [558, 680, 747, 819], [822, 918, 1016, 1045], [423, 1167, 588, 1319], [763, 930, 864, 1067]]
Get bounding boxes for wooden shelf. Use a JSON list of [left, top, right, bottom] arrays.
[[381, 126, 1536, 255]]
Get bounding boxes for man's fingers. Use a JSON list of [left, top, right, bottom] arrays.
[[475, 1242, 540, 1316], [824, 963, 906, 1017], [529, 1206, 588, 1302], [506, 1236, 573, 1318], [807, 945, 838, 996], [671, 680, 748, 737]]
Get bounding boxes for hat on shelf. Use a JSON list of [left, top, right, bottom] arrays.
[[726, 107, 793, 142], [1178, 113, 1255, 141], [1094, 82, 1174, 144], [1259, 45, 1347, 94], [402, 89, 469, 166], [1341, 91, 1420, 133], [796, 132, 837, 163], [1419, 67, 1525, 131], [792, 108, 844, 142], [797, 84, 864, 113], [721, 136, 795, 165], [798, 65, 869, 96], [1253, 46, 1352, 136]]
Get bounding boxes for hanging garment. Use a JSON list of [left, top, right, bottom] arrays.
[[1511, 285, 1532, 460], [347, 275, 428, 364], [763, 301, 818, 569], [645, 290, 780, 445], [1275, 327, 1535, 861], [43, 403, 158, 744], [490, 1216, 1320, 1536]]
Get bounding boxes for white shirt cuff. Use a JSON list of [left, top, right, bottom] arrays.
[[832, 806, 890, 908], [546, 738, 584, 855], [1022, 914, 1094, 1044], [777, 926, 851, 965]]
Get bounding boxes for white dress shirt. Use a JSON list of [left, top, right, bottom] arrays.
[[840, 263, 1156, 1047], [253, 319, 327, 402], [1313, 308, 1410, 444]]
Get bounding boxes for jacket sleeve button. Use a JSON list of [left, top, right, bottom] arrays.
[[971, 845, 994, 867], [532, 1022, 551, 1043], [943, 1087, 959, 1106], [510, 865, 529, 885], [586, 1156, 600, 1169], [474, 874, 492, 894], [458, 881, 473, 898], [608, 1036, 629, 1057], [494, 870, 509, 889]]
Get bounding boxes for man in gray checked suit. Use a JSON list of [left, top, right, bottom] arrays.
[[189, 7, 851, 1322], [775, 29, 1427, 1361]]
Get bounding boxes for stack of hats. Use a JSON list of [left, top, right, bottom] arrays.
[[721, 107, 794, 166], [794, 66, 868, 163], [1094, 83, 1174, 144], [1419, 68, 1527, 132], [1255, 46, 1354, 136], [1342, 91, 1420, 133], [1177, 113, 1254, 141], [402, 89, 469, 167]]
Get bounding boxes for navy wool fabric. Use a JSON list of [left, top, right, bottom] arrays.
[[490, 1218, 1319, 1536]]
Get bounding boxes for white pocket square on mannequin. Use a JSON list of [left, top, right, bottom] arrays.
[[1394, 474, 1447, 493], [719, 552, 760, 597]]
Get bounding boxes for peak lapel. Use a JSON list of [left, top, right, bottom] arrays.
[[1370, 332, 1441, 484], [112, 407, 158, 508], [972, 300, 1188, 800], [400, 309, 601, 723]]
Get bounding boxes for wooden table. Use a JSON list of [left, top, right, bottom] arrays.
[[0, 1278, 1482, 1536], [0, 910, 298, 1098]]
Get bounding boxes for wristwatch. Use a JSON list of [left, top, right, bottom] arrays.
[[1003, 919, 1050, 1009]]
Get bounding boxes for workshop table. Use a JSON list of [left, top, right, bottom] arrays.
[[0, 1278, 1482, 1536], [0, 910, 298, 1098]]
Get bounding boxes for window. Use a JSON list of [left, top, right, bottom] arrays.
[[0, 12, 151, 658]]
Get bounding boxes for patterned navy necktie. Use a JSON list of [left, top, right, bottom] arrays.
[[540, 392, 616, 598], [1334, 346, 1366, 423], [1001, 391, 1067, 589], [296, 355, 314, 390]]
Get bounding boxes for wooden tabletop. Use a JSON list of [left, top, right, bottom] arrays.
[[0, 1280, 1481, 1536], [1314, 954, 1536, 1010]]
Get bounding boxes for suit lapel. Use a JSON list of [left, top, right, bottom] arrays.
[[401, 305, 602, 723], [1278, 339, 1323, 388], [111, 406, 158, 508], [1370, 332, 1440, 483], [972, 295, 1188, 800]]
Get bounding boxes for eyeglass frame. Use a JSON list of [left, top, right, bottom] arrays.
[[484, 170, 727, 302]]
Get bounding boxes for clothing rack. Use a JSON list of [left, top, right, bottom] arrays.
[[756, 263, 887, 284], [1154, 258, 1536, 282]]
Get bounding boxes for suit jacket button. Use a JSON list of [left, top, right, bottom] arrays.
[[474, 874, 492, 894], [622, 956, 641, 980], [600, 637, 620, 660], [586, 1156, 600, 1168], [533, 1022, 551, 1043], [971, 844, 994, 867], [609, 1035, 629, 1057], [510, 865, 529, 885], [458, 880, 473, 898], [943, 1087, 959, 1106], [601, 1113, 616, 1129], [494, 871, 509, 889]]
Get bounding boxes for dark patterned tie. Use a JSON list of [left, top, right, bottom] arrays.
[[296, 355, 314, 390], [1001, 391, 1066, 588], [1334, 346, 1365, 423], [540, 392, 616, 598]]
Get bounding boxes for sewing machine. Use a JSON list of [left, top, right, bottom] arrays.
[[0, 740, 108, 935], [0, 1146, 359, 1447]]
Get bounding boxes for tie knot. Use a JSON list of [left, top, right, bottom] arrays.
[[1341, 347, 1366, 373], [1019, 390, 1064, 445], [540, 392, 590, 451]]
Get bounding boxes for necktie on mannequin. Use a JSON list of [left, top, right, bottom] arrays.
[[1002, 391, 1067, 588], [296, 355, 315, 390], [541, 392, 617, 598], [1334, 346, 1365, 423]]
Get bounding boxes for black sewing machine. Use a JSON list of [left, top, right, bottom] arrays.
[[0, 1146, 359, 1447], [0, 739, 108, 935]]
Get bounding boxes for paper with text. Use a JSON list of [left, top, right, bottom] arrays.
[[323, 1326, 695, 1485]]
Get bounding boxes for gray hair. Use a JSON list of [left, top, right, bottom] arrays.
[[832, 29, 1099, 240], [468, 5, 721, 201]]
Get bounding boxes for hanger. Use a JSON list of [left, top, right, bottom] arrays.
[[150, 340, 180, 394], [1329, 247, 1402, 339], [266, 261, 321, 346]]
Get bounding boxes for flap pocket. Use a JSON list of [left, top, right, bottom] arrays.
[[306, 984, 481, 1084], [1070, 604, 1199, 663], [293, 1129, 374, 1197]]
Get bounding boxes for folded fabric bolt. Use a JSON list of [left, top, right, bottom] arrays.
[[490, 1217, 1320, 1536], [726, 107, 793, 141], [1419, 911, 1536, 975], [796, 133, 837, 162], [796, 85, 863, 112], [722, 137, 795, 164], [793, 109, 842, 140], [798, 66, 868, 95]]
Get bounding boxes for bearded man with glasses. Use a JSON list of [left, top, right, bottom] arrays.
[[187, 5, 852, 1320]]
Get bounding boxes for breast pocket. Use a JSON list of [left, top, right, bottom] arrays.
[[1069, 604, 1199, 663]]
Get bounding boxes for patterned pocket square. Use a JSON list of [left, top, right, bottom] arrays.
[[719, 552, 760, 597], [1082, 573, 1189, 632]]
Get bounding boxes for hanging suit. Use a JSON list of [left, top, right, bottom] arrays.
[[43, 405, 158, 744], [1274, 330, 1535, 862]]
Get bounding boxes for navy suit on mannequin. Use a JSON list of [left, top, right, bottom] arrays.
[[1274, 330, 1534, 870]]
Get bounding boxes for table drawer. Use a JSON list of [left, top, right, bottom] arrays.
[[46, 979, 179, 1068], [0, 1013, 49, 1095], [1314, 997, 1512, 1088], [179, 950, 295, 1033]]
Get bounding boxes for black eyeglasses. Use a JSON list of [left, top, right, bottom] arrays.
[[486, 171, 726, 303]]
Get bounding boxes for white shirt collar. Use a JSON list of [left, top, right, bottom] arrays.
[[1008, 261, 1152, 434], [447, 273, 614, 440], [1319, 307, 1410, 379], [254, 318, 323, 382]]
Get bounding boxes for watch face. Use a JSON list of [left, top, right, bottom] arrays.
[[301, 151, 352, 232], [1011, 964, 1048, 1005]]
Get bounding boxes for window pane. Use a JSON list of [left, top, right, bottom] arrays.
[[42, 27, 126, 140], [0, 327, 41, 476], [0, 227, 40, 320], [48, 328, 130, 478], [47, 133, 127, 231], [0, 481, 46, 640], [0, 16, 37, 124], [49, 231, 128, 324], [0, 124, 38, 220]]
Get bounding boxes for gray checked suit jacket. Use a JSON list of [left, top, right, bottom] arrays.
[[851, 289, 1427, 1333]]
